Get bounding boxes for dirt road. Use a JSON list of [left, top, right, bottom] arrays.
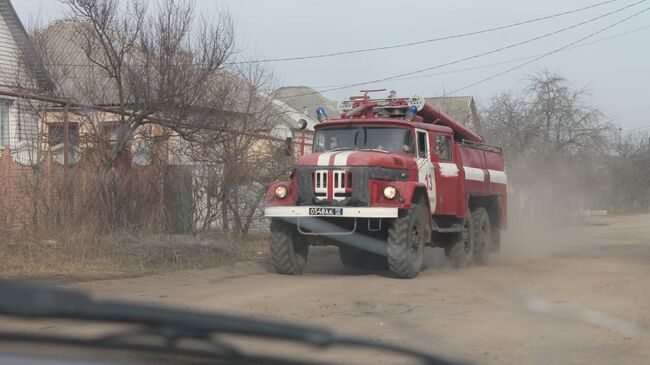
[[35, 215, 650, 363]]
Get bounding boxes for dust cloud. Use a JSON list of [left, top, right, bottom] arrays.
[[494, 172, 609, 264]]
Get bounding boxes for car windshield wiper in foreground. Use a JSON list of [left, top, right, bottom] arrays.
[[0, 280, 463, 365]]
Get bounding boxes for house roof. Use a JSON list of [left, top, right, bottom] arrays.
[[269, 98, 317, 132], [272, 86, 340, 119], [424, 96, 479, 129], [35, 19, 317, 133], [0, 0, 53, 90], [206, 72, 318, 131], [34, 19, 120, 104]]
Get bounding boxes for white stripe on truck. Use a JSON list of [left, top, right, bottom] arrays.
[[317, 152, 334, 166], [333, 151, 354, 166], [488, 170, 508, 184], [438, 162, 459, 177], [463, 166, 485, 182]]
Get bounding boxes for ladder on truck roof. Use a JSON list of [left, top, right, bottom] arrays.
[[336, 90, 484, 144]]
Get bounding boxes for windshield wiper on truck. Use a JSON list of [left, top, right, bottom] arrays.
[[329, 147, 354, 151], [359, 148, 389, 153], [0, 280, 463, 365]]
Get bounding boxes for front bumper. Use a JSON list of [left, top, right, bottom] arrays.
[[264, 206, 399, 218]]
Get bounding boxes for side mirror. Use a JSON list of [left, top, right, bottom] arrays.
[[297, 119, 308, 130], [284, 137, 293, 156]]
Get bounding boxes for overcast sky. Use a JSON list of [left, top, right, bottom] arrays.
[[13, 0, 650, 131]]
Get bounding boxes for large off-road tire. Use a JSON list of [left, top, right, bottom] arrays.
[[387, 199, 428, 278], [471, 207, 491, 265], [269, 219, 308, 275], [444, 213, 474, 268]]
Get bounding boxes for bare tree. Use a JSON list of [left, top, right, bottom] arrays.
[[178, 62, 295, 237], [607, 132, 650, 211], [526, 70, 610, 154], [481, 71, 614, 221], [8, 0, 295, 239], [44, 0, 236, 169]]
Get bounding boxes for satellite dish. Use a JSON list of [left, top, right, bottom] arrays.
[[297, 119, 308, 130]]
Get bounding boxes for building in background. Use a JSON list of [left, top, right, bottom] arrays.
[[272, 85, 340, 120], [0, 0, 52, 151], [425, 96, 480, 131]]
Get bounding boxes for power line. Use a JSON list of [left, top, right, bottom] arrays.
[[447, 5, 650, 95], [44, 0, 622, 69], [276, 0, 647, 100], [309, 23, 650, 89], [227, 0, 620, 64]]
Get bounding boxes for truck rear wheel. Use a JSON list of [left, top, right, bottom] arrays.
[[472, 207, 491, 265], [445, 214, 474, 268], [270, 218, 308, 275], [387, 199, 427, 278]]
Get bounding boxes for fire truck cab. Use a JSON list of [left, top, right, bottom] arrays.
[[264, 91, 507, 278]]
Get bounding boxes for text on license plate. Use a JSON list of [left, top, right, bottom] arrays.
[[309, 207, 343, 216]]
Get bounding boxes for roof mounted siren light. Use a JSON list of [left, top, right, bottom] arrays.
[[405, 105, 418, 121], [315, 107, 328, 122], [338, 93, 425, 120]]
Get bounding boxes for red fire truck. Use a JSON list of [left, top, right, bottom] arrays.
[[264, 91, 507, 278]]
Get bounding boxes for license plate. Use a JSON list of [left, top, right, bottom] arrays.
[[309, 207, 343, 216]]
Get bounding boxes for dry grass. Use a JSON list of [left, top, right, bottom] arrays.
[[0, 231, 268, 281]]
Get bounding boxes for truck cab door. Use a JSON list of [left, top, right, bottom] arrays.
[[415, 129, 436, 211], [433, 133, 462, 216]]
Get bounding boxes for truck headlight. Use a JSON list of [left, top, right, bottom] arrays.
[[274, 185, 288, 199], [383, 186, 397, 200]]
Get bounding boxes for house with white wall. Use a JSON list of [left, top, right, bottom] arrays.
[[0, 0, 52, 152]]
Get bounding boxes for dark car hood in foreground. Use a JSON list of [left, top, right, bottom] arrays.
[[0, 280, 464, 365]]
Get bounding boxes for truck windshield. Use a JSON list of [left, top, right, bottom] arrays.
[[313, 127, 414, 154]]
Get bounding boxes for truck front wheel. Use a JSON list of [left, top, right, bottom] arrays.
[[270, 218, 308, 275], [387, 199, 427, 278]]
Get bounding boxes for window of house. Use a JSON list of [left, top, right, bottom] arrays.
[[100, 122, 129, 146], [416, 131, 428, 159], [435, 135, 452, 161], [0, 101, 10, 146], [48, 123, 79, 146], [103, 124, 118, 145]]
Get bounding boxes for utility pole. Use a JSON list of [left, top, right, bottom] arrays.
[[63, 104, 69, 168], [63, 104, 70, 232]]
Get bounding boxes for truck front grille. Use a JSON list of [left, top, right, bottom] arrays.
[[314, 170, 351, 201], [295, 166, 407, 207]]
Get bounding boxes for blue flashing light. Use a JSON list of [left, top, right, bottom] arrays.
[[405, 105, 418, 120], [315, 107, 328, 122]]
